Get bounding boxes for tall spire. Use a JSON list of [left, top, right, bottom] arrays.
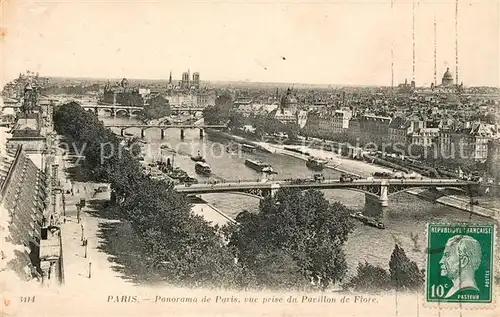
[[455, 0, 459, 87], [169, 70, 172, 84], [391, 0, 394, 90], [434, 14, 437, 86], [412, 0, 416, 84]]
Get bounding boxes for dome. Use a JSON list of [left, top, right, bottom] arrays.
[[443, 68, 453, 80], [280, 88, 298, 108]]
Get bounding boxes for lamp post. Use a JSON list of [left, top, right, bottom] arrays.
[[84, 239, 88, 258]]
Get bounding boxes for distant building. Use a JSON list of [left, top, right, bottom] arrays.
[[486, 139, 500, 180], [438, 122, 498, 162], [275, 88, 300, 125], [6, 112, 47, 155], [388, 116, 414, 144], [181, 71, 190, 89], [409, 121, 440, 147], [0, 107, 16, 128], [138, 88, 151, 99], [101, 81, 144, 107], [359, 114, 392, 145], [192, 72, 200, 89], [441, 68, 454, 87], [304, 109, 352, 137], [397, 79, 416, 94]]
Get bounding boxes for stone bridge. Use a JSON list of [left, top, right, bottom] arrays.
[[81, 103, 145, 117], [104, 123, 227, 139]]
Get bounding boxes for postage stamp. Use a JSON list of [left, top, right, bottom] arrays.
[[426, 223, 495, 304]]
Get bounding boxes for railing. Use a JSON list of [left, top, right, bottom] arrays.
[[175, 178, 474, 187], [104, 124, 227, 128]]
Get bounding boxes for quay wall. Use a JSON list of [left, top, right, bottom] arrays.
[[205, 128, 272, 153], [207, 129, 499, 219]]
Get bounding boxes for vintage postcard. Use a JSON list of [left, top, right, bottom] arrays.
[[0, 0, 499, 316]]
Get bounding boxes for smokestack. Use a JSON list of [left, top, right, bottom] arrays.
[[391, 0, 394, 90], [412, 0, 416, 84], [434, 14, 437, 86], [455, 0, 459, 87]]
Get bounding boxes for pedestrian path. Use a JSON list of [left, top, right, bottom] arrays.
[[58, 155, 136, 290]]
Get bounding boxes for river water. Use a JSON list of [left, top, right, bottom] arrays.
[[102, 116, 495, 278]]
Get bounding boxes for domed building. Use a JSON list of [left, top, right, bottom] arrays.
[[279, 88, 298, 114], [275, 88, 308, 127], [441, 68, 454, 87]]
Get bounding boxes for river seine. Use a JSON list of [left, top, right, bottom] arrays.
[[102, 116, 495, 278]]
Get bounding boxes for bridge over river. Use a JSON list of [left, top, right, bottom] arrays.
[[104, 123, 227, 139], [174, 178, 478, 217]]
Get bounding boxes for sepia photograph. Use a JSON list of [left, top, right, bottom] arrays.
[[0, 0, 499, 316]]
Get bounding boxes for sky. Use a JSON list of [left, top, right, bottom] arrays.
[[1, 0, 499, 87]]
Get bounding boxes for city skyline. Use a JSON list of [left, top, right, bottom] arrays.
[[1, 0, 499, 88]]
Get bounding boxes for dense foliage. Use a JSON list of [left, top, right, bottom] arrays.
[[41, 84, 100, 96], [226, 189, 353, 290], [54, 102, 240, 288], [344, 262, 391, 293], [204, 106, 299, 140], [54, 102, 354, 290], [389, 244, 425, 290], [345, 244, 424, 292], [140, 95, 171, 121]]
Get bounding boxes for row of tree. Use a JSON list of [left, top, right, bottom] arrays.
[[54, 102, 240, 288], [140, 95, 171, 122], [346, 244, 424, 293], [54, 102, 425, 291], [203, 105, 300, 141]]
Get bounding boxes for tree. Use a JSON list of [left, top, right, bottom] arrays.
[[141, 95, 170, 121], [484, 112, 496, 125], [389, 244, 424, 291], [344, 262, 391, 293], [54, 101, 243, 289], [203, 105, 228, 125], [227, 188, 353, 289], [228, 109, 245, 129], [244, 248, 310, 291], [215, 92, 233, 111]]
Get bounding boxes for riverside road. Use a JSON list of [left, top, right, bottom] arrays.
[[102, 116, 496, 277]]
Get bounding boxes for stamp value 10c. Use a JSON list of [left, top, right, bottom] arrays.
[[426, 223, 495, 304]]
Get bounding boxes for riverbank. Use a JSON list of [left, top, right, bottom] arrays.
[[205, 128, 272, 153], [190, 196, 235, 226], [205, 129, 499, 220], [406, 188, 497, 219], [255, 142, 396, 178]]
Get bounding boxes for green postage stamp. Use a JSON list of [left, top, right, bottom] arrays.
[[426, 223, 495, 304]]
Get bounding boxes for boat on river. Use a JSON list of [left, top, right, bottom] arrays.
[[190, 151, 206, 163], [349, 212, 385, 230], [195, 162, 211, 176], [241, 144, 256, 153], [245, 159, 277, 174], [306, 157, 328, 171]]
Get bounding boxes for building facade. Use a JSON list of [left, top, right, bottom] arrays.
[[438, 122, 498, 162]]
